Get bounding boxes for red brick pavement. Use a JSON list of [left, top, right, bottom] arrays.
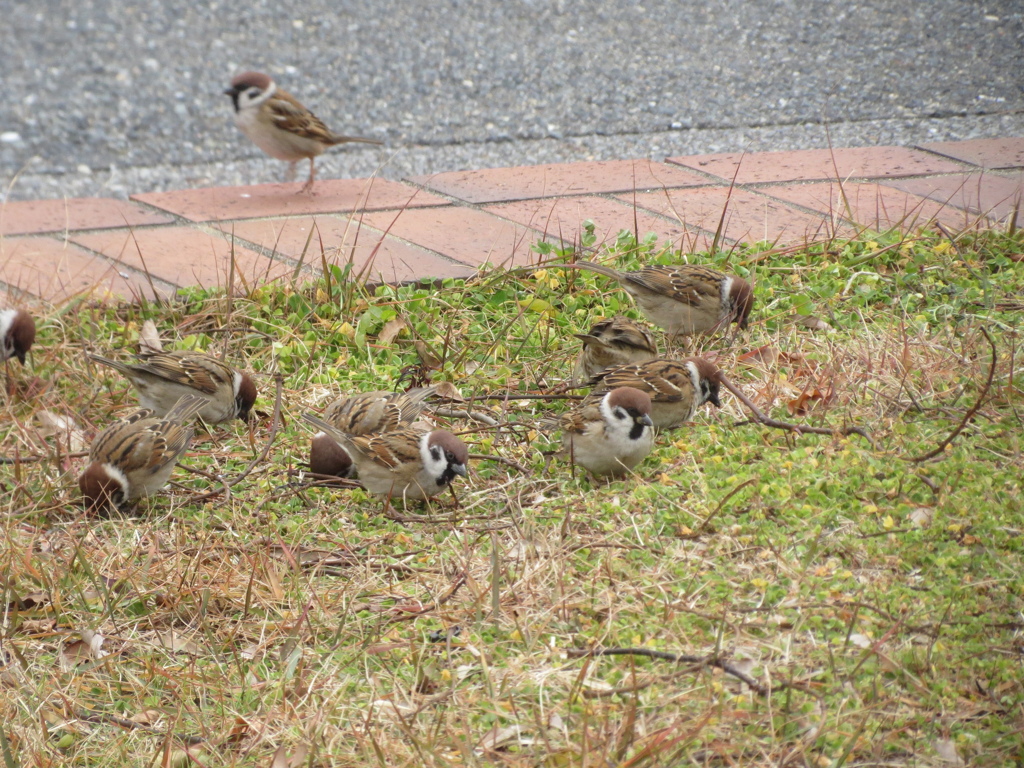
[[2, 139, 1021, 304]]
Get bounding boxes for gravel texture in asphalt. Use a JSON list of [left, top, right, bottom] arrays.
[[2, 0, 1022, 200]]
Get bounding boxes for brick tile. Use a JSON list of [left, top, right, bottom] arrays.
[[485, 195, 711, 252], [0, 198, 173, 237], [69, 227, 292, 292], [132, 178, 446, 223], [359, 207, 549, 269], [919, 137, 1024, 169], [0, 236, 173, 303], [411, 159, 710, 204], [217, 216, 476, 284], [760, 182, 992, 233], [882, 172, 1024, 226], [620, 188, 847, 246], [668, 146, 963, 184]]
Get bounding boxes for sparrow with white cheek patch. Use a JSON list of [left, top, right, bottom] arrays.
[[309, 387, 438, 478], [1, 308, 36, 364], [88, 350, 257, 424], [224, 71, 383, 193], [303, 414, 469, 502], [573, 315, 658, 382], [586, 357, 722, 430], [565, 262, 753, 339], [558, 386, 655, 478], [78, 394, 207, 512]]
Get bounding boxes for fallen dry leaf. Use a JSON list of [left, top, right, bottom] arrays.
[[737, 345, 780, 366], [152, 631, 201, 655], [377, 316, 407, 346], [138, 320, 163, 353], [909, 507, 934, 528], [792, 313, 832, 331], [7, 591, 49, 612], [786, 388, 834, 416], [60, 630, 107, 670], [479, 724, 529, 751], [129, 709, 162, 726], [432, 381, 465, 402], [738, 345, 805, 368], [414, 340, 442, 369], [933, 738, 965, 766], [35, 411, 88, 453]]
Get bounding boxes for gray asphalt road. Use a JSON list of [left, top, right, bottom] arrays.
[[2, 0, 1022, 201]]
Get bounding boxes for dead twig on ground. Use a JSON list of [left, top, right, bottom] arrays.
[[904, 327, 996, 463], [719, 373, 873, 445], [565, 646, 776, 696]]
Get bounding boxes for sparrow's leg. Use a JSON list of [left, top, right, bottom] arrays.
[[300, 158, 316, 194]]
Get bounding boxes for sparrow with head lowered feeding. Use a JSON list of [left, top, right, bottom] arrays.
[[224, 71, 383, 193], [78, 393, 207, 512], [565, 262, 753, 340], [573, 315, 658, 382], [1, 308, 36, 365], [303, 414, 469, 502], [88, 350, 257, 424], [556, 386, 655, 478], [586, 357, 721, 430], [309, 387, 438, 478]]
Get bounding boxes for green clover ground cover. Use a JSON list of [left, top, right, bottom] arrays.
[[1, 224, 1022, 766]]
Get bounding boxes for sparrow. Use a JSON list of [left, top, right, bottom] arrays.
[[1, 308, 36, 364], [309, 387, 437, 478], [586, 357, 722, 430], [557, 386, 655, 477], [224, 71, 383, 193], [565, 262, 753, 339], [88, 350, 257, 424], [303, 414, 469, 502], [573, 315, 658, 382], [78, 394, 207, 511]]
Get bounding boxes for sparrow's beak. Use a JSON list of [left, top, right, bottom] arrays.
[[452, 463, 468, 478], [637, 414, 654, 427], [709, 392, 722, 408], [16, 351, 27, 365], [223, 87, 239, 96]]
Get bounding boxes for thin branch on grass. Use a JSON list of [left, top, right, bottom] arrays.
[[904, 327, 996, 463], [0, 450, 90, 465], [383, 571, 468, 625], [433, 407, 500, 427], [468, 452, 529, 474], [719, 373, 873, 444], [680, 477, 757, 538], [75, 710, 205, 746], [464, 392, 586, 402], [565, 647, 776, 696]]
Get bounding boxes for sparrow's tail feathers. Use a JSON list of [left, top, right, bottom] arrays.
[[164, 393, 210, 424], [563, 261, 623, 281], [87, 353, 135, 375], [302, 413, 357, 451]]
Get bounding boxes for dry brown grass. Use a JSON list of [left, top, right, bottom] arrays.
[[2, 225, 1023, 767]]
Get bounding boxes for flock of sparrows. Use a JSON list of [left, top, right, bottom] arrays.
[[3, 255, 752, 511], [0, 71, 756, 512]]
